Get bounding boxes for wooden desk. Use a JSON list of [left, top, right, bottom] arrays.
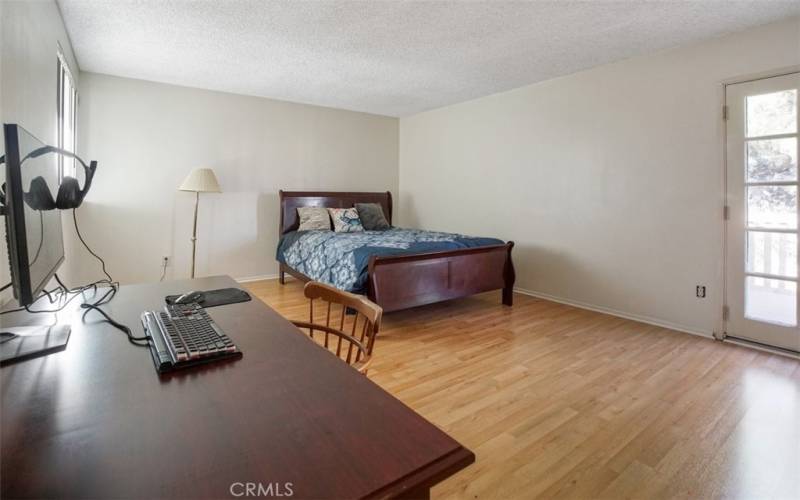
[[1, 276, 473, 499]]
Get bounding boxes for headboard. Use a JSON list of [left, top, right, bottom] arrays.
[[279, 190, 393, 235]]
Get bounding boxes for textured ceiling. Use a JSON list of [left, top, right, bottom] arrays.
[[58, 1, 800, 117]]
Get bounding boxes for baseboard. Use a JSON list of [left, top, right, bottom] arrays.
[[235, 273, 278, 283], [229, 277, 713, 339], [514, 287, 714, 339]]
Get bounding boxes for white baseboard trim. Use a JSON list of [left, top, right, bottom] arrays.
[[235, 273, 279, 283], [229, 277, 712, 339], [514, 287, 714, 339]]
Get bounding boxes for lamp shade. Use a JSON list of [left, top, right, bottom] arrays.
[[179, 168, 221, 193]]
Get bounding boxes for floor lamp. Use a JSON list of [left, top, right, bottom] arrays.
[[179, 168, 221, 278]]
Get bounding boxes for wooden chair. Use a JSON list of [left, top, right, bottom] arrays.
[[292, 281, 383, 375]]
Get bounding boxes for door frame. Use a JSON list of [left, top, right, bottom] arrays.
[[721, 66, 800, 356]]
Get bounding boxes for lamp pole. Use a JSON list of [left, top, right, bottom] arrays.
[[190, 190, 199, 278]]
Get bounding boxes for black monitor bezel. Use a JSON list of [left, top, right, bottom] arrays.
[[3, 124, 65, 306]]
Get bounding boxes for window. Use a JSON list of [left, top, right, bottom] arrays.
[[57, 47, 78, 180], [743, 88, 798, 326]]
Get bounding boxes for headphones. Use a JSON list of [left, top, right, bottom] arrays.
[[0, 145, 97, 212]]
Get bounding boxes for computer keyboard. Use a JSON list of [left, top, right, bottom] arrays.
[[141, 302, 242, 373]]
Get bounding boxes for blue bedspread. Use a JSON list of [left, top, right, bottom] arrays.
[[276, 228, 504, 293]]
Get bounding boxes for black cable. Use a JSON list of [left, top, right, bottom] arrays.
[[1, 298, 52, 315], [20, 288, 84, 314], [80, 285, 117, 321], [7, 278, 141, 346], [79, 303, 148, 346], [54, 273, 114, 296], [0, 278, 105, 316], [0, 282, 11, 292], [53, 273, 69, 293], [72, 209, 113, 283], [78, 284, 147, 346], [2, 305, 28, 316], [2, 205, 140, 346], [13, 278, 139, 346], [40, 287, 57, 304], [28, 211, 44, 267], [68, 211, 143, 345]]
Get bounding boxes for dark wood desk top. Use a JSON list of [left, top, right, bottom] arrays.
[[1, 276, 473, 499]]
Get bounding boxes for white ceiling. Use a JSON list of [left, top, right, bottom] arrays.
[[58, 1, 800, 117]]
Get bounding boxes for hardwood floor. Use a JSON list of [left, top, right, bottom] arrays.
[[245, 279, 800, 499]]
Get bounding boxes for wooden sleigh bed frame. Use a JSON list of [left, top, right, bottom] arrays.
[[278, 190, 515, 312]]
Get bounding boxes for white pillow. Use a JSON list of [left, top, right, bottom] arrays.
[[297, 207, 331, 231], [327, 208, 364, 233]]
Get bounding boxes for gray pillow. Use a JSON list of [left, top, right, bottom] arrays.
[[297, 207, 331, 231], [356, 203, 390, 231]]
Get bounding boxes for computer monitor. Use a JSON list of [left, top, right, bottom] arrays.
[[3, 124, 65, 306], [1, 124, 70, 366]]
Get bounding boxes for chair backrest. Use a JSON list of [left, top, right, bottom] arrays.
[[292, 281, 383, 374]]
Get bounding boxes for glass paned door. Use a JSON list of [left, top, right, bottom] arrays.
[[725, 72, 800, 352]]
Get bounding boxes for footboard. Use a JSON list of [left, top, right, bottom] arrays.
[[367, 242, 515, 312]]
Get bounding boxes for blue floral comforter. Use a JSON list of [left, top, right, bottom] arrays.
[[276, 228, 504, 293]]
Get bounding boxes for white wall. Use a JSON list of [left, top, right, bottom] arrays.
[[74, 73, 398, 285], [399, 17, 800, 336], [0, 0, 80, 302], [3, 4, 794, 337]]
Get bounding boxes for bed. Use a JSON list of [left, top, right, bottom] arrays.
[[277, 190, 515, 312]]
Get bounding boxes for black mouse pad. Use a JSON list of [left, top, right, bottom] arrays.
[[165, 287, 252, 308]]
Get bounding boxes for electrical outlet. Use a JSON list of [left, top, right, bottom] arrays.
[[696, 285, 706, 298], [162, 255, 171, 267]]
